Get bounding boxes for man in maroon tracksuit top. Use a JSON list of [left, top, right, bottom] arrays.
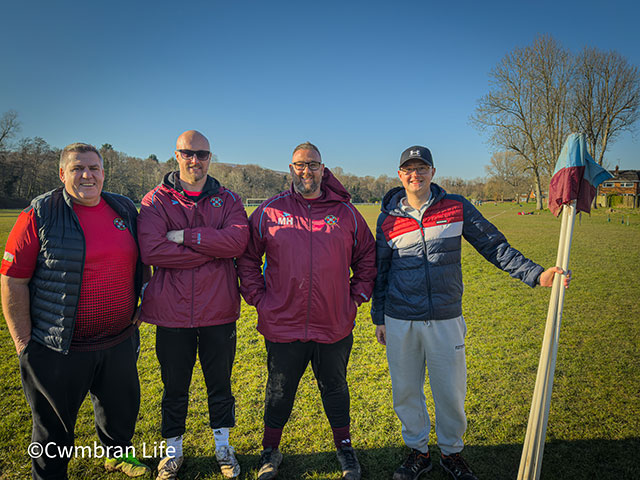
[[237, 142, 376, 480], [137, 130, 249, 480]]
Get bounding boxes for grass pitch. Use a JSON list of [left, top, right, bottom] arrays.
[[0, 204, 638, 479]]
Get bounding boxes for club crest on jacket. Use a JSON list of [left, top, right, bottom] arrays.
[[324, 215, 338, 225]]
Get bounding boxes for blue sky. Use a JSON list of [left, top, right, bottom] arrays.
[[2, 0, 639, 179]]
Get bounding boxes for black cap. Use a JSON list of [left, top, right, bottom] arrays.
[[400, 146, 433, 168]]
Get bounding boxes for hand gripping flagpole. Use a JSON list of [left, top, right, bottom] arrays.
[[517, 200, 576, 480]]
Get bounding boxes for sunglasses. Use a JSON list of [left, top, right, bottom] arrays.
[[177, 149, 211, 161]]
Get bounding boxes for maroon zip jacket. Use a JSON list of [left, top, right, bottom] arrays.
[[237, 168, 376, 343], [138, 172, 249, 327]]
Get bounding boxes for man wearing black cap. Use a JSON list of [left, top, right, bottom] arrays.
[[371, 146, 569, 480]]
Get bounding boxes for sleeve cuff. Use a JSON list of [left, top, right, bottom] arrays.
[[183, 229, 196, 247], [371, 310, 385, 325]]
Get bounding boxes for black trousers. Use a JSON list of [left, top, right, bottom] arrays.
[[19, 334, 140, 480], [156, 323, 236, 438], [264, 333, 353, 430]]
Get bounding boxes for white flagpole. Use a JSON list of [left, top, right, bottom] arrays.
[[517, 201, 576, 480]]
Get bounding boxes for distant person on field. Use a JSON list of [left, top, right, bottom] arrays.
[[137, 130, 249, 480], [372, 146, 571, 480], [1, 142, 149, 479], [236, 142, 376, 480]]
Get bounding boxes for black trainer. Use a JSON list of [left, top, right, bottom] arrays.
[[258, 448, 283, 480], [393, 449, 432, 480], [336, 446, 361, 480], [440, 452, 477, 480]]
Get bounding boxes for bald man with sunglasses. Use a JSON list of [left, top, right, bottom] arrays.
[[137, 130, 249, 480]]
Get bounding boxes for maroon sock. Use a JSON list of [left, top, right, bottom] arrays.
[[262, 426, 283, 450], [332, 425, 351, 450]]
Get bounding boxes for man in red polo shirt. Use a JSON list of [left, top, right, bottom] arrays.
[[1, 142, 149, 479]]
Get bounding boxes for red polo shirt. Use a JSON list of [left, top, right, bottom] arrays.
[[1, 198, 138, 350]]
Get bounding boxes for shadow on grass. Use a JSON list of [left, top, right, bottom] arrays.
[[158, 438, 639, 480]]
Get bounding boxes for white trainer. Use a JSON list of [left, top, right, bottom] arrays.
[[156, 456, 183, 480], [215, 445, 241, 478]]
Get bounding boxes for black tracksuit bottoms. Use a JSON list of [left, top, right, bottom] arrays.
[[19, 334, 140, 480], [264, 333, 353, 429], [155, 322, 236, 438]]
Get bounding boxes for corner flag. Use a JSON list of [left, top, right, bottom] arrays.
[[518, 133, 612, 480], [547, 133, 613, 217]]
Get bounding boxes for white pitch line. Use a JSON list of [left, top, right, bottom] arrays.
[[487, 210, 508, 220]]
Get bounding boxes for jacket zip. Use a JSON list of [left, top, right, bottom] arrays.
[[402, 209, 434, 320], [64, 206, 86, 355], [190, 200, 197, 327], [418, 214, 434, 320], [305, 202, 313, 341]]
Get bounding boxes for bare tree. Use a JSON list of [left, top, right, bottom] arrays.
[[12, 137, 57, 199], [472, 35, 572, 209], [485, 151, 533, 201], [483, 177, 509, 202], [438, 177, 474, 197], [571, 47, 640, 166], [0, 110, 21, 151]]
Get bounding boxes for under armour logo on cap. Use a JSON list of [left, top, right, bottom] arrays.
[[399, 145, 434, 168]]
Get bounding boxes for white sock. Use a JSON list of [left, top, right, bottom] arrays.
[[165, 435, 183, 458], [213, 428, 230, 448]]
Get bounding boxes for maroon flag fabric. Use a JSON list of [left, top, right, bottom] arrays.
[[548, 133, 613, 217]]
